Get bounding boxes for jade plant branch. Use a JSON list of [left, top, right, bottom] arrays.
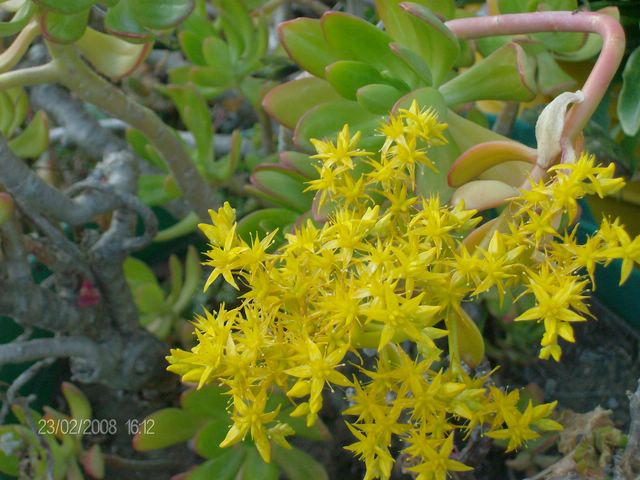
[[444, 10, 626, 142], [0, 139, 167, 391]]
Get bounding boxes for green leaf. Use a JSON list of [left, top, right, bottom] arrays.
[[399, 3, 460, 87], [179, 30, 206, 65], [0, 1, 34, 37], [356, 83, 402, 115], [0, 92, 14, 136], [263, 78, 341, 130], [202, 36, 234, 81], [325, 61, 388, 101], [279, 18, 338, 78], [446, 110, 511, 153], [130, 0, 194, 30], [554, 6, 619, 62], [173, 245, 202, 313], [214, 0, 252, 58], [166, 254, 183, 305], [180, 384, 229, 416], [132, 408, 203, 451], [402, 0, 454, 19], [135, 283, 168, 314], [6, 87, 28, 137], [237, 14, 268, 76], [0, 450, 19, 476], [207, 129, 241, 183], [250, 166, 315, 212], [39, 8, 89, 44], [618, 46, 640, 137], [32, 0, 94, 14], [243, 446, 279, 480], [105, 0, 153, 42], [389, 43, 432, 86], [321, 12, 416, 85], [124, 256, 158, 286], [8, 111, 49, 159], [496, 0, 529, 13], [154, 212, 200, 242], [167, 84, 214, 171], [236, 208, 299, 246], [531, 31, 585, 54], [126, 129, 167, 171], [293, 100, 382, 150], [272, 445, 328, 480], [192, 419, 230, 459], [439, 42, 535, 105], [61, 382, 91, 423], [237, 207, 298, 238], [181, 0, 215, 37], [452, 308, 485, 368], [77, 27, 152, 77], [137, 174, 181, 206], [536, 51, 577, 96], [187, 447, 246, 480], [189, 66, 234, 91], [279, 151, 318, 179]]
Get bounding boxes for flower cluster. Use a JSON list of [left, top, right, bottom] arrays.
[[167, 101, 638, 479]]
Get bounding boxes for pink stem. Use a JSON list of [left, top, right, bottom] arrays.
[[445, 11, 625, 140]]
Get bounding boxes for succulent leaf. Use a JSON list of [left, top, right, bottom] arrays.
[[263, 77, 341, 130], [448, 141, 536, 187], [439, 42, 536, 105], [278, 17, 338, 78], [399, 2, 460, 86], [451, 179, 520, 210]]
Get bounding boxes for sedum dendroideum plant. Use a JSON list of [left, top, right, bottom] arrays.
[[167, 102, 640, 479]]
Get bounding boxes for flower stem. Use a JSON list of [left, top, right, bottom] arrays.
[[445, 11, 625, 140]]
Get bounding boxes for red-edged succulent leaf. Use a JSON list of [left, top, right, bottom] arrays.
[[262, 77, 341, 130], [293, 100, 382, 150], [61, 382, 91, 423], [398, 2, 460, 86], [132, 408, 203, 451], [451, 179, 520, 211], [278, 17, 338, 78], [76, 27, 153, 78], [81, 444, 105, 479], [448, 141, 536, 187], [461, 217, 499, 250], [439, 42, 536, 105], [321, 11, 416, 85], [39, 8, 89, 44]]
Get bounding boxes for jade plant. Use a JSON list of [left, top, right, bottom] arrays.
[[0, 87, 49, 160], [250, 0, 625, 233], [0, 0, 216, 219], [163, 2, 640, 478]]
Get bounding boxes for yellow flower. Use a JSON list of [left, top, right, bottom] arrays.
[[407, 434, 472, 480], [167, 104, 639, 479], [220, 388, 279, 462]]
